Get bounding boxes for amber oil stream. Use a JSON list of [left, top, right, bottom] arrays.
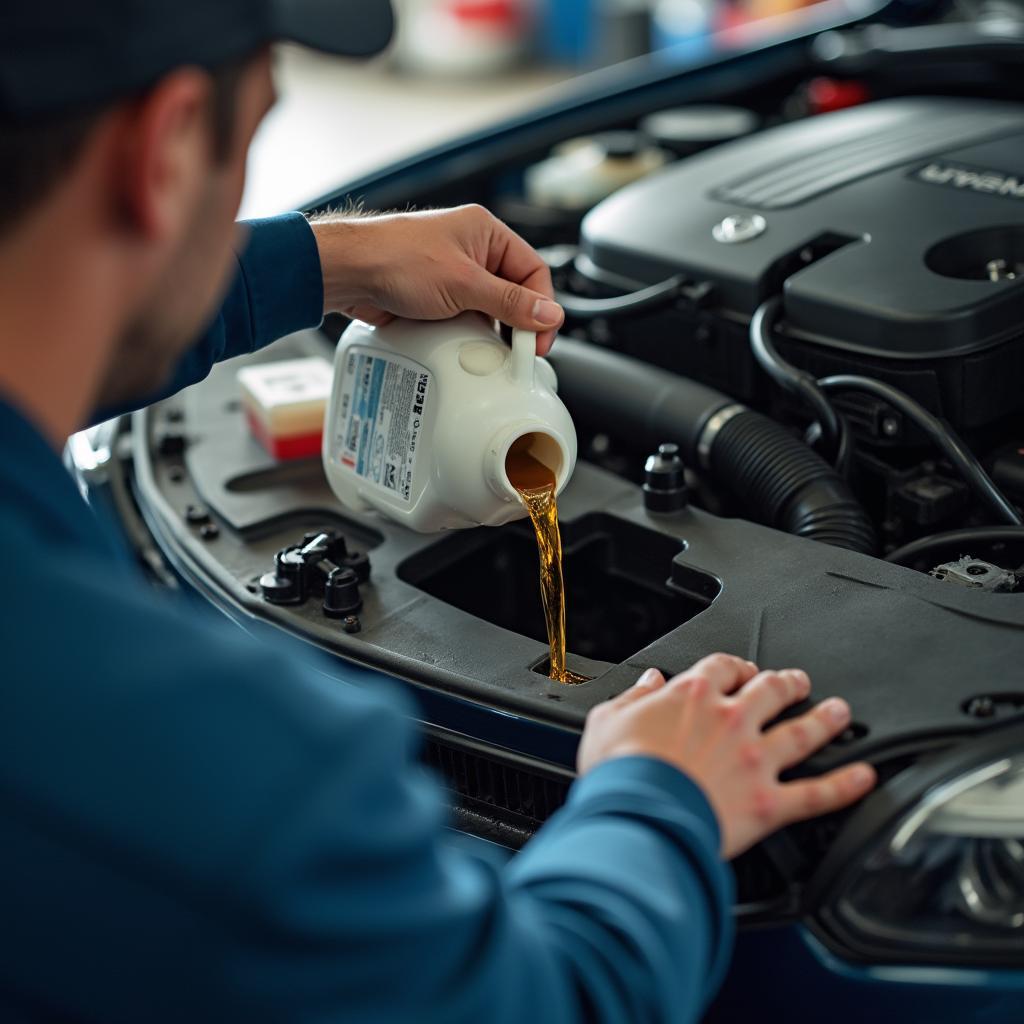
[[505, 436, 587, 684]]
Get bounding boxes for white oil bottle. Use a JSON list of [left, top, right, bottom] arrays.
[[322, 312, 577, 532]]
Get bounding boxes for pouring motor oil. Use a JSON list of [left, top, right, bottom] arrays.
[[323, 313, 581, 680]]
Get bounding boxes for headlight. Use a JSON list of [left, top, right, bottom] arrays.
[[810, 724, 1024, 967]]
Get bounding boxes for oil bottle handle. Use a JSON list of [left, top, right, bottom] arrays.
[[510, 328, 536, 389]]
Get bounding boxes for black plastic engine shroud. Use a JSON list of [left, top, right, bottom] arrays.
[[581, 97, 1024, 431], [135, 331, 1024, 783]]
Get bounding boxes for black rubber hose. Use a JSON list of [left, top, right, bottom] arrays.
[[818, 375, 1024, 527], [554, 275, 688, 321], [885, 527, 1024, 568], [750, 298, 845, 463], [548, 338, 876, 553], [547, 336, 734, 455]]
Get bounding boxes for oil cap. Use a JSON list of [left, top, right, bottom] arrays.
[[643, 443, 689, 513], [260, 547, 307, 605]]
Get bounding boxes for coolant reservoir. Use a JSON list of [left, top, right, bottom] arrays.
[[322, 313, 577, 532], [525, 132, 671, 211]]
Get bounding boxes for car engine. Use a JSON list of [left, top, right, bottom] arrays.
[[552, 96, 1024, 568], [112, 86, 1024, 947]]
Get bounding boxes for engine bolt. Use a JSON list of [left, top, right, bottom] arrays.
[[966, 696, 996, 718], [199, 523, 219, 541], [343, 615, 362, 635], [643, 442, 689, 513], [185, 504, 210, 525]]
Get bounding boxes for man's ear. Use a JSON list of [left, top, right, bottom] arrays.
[[115, 69, 213, 241]]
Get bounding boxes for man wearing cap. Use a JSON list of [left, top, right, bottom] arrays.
[[0, 2, 875, 1021]]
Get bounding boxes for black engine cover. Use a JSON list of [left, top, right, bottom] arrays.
[[581, 98, 1024, 430]]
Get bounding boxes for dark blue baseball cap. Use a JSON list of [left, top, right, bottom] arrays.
[[0, 0, 395, 119]]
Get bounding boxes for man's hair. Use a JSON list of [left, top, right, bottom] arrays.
[[0, 56, 251, 237]]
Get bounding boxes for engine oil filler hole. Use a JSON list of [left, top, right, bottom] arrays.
[[926, 226, 1024, 281], [397, 515, 720, 669]]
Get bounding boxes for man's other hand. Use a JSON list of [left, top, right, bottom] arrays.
[[576, 654, 877, 859], [310, 205, 564, 355]]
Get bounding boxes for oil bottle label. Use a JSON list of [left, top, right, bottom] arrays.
[[331, 346, 432, 504]]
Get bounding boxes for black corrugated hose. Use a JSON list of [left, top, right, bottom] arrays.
[[709, 408, 877, 552], [548, 338, 877, 554]]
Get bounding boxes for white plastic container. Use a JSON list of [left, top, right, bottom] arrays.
[[322, 313, 577, 532], [524, 133, 671, 211]]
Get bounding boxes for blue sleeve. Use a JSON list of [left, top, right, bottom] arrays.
[[92, 212, 324, 422], [233, 726, 735, 1024], [4, 505, 734, 1024]]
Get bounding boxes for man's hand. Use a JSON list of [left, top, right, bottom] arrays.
[[310, 205, 564, 355], [576, 654, 877, 859]]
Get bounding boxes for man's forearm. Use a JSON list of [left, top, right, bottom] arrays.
[[307, 213, 390, 316], [502, 757, 734, 1022], [223, 685, 733, 1024]]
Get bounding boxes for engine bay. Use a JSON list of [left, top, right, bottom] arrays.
[[555, 97, 1024, 561], [118, 62, 1024, 930]]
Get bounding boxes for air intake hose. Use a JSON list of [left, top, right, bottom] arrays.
[[548, 338, 876, 553]]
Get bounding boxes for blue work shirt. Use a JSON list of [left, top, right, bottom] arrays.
[[0, 213, 733, 1023]]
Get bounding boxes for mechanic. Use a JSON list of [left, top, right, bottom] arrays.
[[0, 2, 878, 1021]]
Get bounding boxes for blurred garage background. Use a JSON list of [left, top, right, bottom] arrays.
[[241, 0, 816, 217]]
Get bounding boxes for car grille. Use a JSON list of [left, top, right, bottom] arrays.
[[422, 736, 571, 845], [421, 733, 797, 916]]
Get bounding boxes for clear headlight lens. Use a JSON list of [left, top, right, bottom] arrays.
[[830, 752, 1024, 962]]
